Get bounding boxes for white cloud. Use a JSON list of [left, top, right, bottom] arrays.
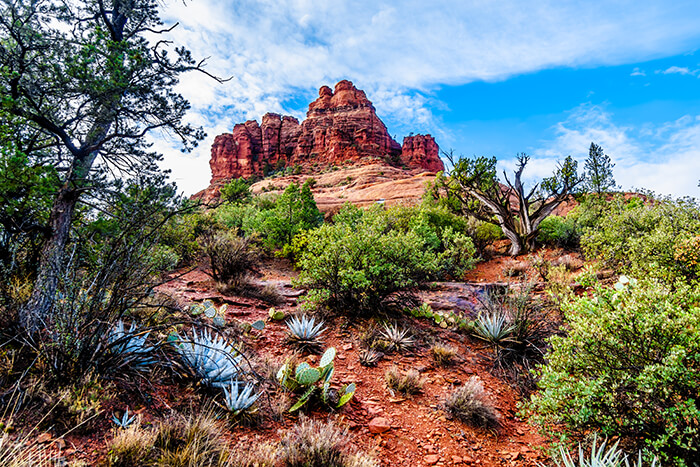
[[630, 67, 646, 76], [656, 65, 699, 75], [532, 104, 700, 197], [153, 0, 700, 194]]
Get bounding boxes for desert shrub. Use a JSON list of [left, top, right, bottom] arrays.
[[526, 278, 700, 465], [220, 177, 252, 203], [278, 416, 378, 467], [444, 377, 500, 429], [385, 366, 423, 395], [242, 180, 323, 251], [153, 409, 229, 467], [537, 215, 579, 249], [159, 207, 212, 266], [580, 195, 700, 285], [431, 343, 457, 366], [34, 179, 177, 383], [200, 231, 259, 287], [295, 205, 440, 313], [107, 424, 156, 467], [467, 219, 504, 256], [386, 203, 476, 279], [502, 259, 528, 277]]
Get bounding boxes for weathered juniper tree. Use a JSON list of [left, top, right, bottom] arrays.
[[438, 152, 581, 256], [0, 0, 214, 332], [583, 142, 616, 194]]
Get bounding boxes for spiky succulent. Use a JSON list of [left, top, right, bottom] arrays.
[[359, 348, 383, 367], [380, 323, 415, 352], [222, 381, 261, 415], [111, 408, 137, 428], [555, 436, 657, 467], [174, 328, 242, 388], [286, 315, 325, 351], [107, 321, 157, 368], [472, 312, 515, 347]]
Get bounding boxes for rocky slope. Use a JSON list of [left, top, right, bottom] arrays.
[[197, 80, 444, 201]]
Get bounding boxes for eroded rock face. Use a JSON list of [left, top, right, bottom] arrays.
[[203, 80, 444, 199]]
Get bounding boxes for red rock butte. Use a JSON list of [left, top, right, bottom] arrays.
[[198, 80, 444, 200]]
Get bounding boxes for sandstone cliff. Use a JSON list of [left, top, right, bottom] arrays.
[[200, 80, 443, 200]]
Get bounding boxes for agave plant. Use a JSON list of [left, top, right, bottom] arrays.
[[555, 436, 658, 467], [286, 315, 325, 352], [111, 408, 137, 428], [380, 323, 415, 353], [472, 312, 515, 347], [359, 348, 383, 367], [174, 328, 243, 388], [221, 381, 261, 416], [107, 321, 157, 368]]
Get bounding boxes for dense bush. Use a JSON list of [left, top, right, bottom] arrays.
[[526, 278, 700, 465], [536, 215, 579, 249], [579, 195, 700, 284], [295, 204, 441, 313], [214, 180, 322, 252], [199, 230, 259, 287]]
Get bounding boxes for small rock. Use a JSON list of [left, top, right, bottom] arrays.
[[36, 433, 52, 444], [54, 438, 66, 450], [368, 417, 391, 434], [452, 455, 463, 464], [342, 343, 353, 351], [425, 454, 440, 465]]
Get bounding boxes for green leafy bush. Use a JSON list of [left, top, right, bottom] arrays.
[[215, 180, 322, 252], [537, 215, 579, 249], [526, 278, 700, 465], [579, 195, 700, 284], [295, 205, 440, 313]]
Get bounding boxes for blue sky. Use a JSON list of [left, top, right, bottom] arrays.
[[154, 0, 700, 197]]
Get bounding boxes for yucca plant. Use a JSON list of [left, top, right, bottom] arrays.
[[472, 312, 515, 348], [221, 381, 261, 416], [174, 328, 243, 388], [107, 320, 157, 368], [359, 348, 383, 367], [286, 315, 326, 352], [554, 436, 658, 467], [380, 323, 415, 353], [112, 407, 138, 429]]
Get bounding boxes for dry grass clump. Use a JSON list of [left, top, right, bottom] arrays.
[[107, 424, 156, 467], [225, 441, 278, 467], [385, 366, 424, 395], [278, 416, 378, 467], [431, 343, 457, 366], [551, 254, 583, 271], [153, 408, 229, 467], [0, 432, 53, 467], [502, 259, 528, 277], [443, 377, 500, 429]]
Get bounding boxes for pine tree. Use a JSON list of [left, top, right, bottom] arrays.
[[583, 143, 616, 194]]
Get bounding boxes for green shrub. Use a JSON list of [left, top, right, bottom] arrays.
[[470, 220, 504, 255], [295, 205, 440, 313], [537, 215, 579, 249], [220, 177, 252, 203], [579, 195, 700, 285], [526, 278, 700, 465]]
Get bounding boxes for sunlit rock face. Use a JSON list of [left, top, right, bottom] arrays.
[[199, 80, 444, 201]]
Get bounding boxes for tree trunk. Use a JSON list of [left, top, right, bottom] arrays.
[[20, 184, 79, 333], [502, 226, 523, 256]]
